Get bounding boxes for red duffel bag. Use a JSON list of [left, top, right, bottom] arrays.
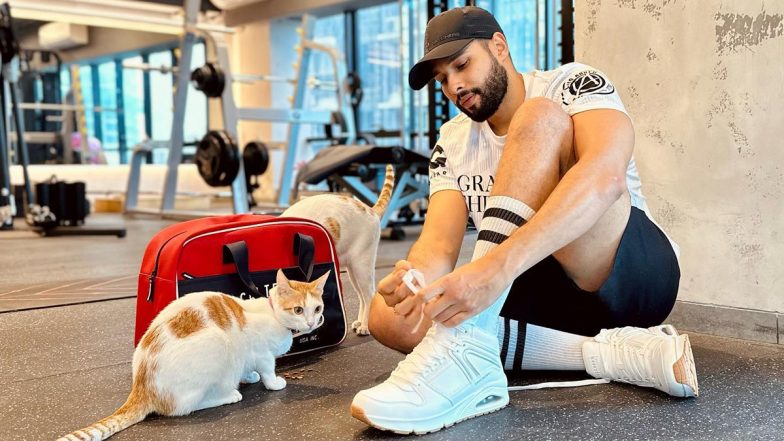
[[134, 214, 346, 355]]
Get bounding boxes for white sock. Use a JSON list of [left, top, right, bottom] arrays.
[[466, 196, 535, 331], [497, 317, 589, 371], [464, 195, 590, 371]]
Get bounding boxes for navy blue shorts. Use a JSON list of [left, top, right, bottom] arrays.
[[499, 206, 680, 336]]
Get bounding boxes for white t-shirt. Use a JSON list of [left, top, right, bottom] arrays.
[[428, 62, 679, 257]]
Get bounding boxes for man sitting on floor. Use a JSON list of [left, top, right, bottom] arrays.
[[350, 6, 697, 435]]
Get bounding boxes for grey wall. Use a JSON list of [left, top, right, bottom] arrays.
[[575, 2, 784, 331]]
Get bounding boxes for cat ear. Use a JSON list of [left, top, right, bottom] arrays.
[[276, 269, 290, 291], [313, 270, 331, 293]]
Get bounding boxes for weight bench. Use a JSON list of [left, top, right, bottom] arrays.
[[294, 145, 430, 233]]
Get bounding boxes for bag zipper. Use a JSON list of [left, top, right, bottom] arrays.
[[147, 231, 186, 302]]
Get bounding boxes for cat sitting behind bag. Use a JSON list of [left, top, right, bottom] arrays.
[[281, 164, 394, 336], [58, 270, 329, 441]]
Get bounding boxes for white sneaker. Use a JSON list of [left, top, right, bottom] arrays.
[[351, 323, 509, 434], [649, 324, 679, 336], [582, 326, 699, 397]]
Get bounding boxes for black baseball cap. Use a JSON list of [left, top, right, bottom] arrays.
[[408, 6, 503, 90]]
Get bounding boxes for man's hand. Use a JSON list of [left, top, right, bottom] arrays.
[[416, 256, 509, 327], [376, 260, 416, 308]]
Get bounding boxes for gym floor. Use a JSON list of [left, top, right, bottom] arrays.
[[1, 215, 783, 440]]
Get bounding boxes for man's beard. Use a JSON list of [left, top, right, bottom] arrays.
[[455, 57, 508, 122]]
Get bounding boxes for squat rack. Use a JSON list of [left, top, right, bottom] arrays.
[[124, 0, 357, 218]]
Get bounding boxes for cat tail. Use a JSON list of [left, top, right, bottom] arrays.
[[56, 392, 152, 441], [372, 165, 395, 217]]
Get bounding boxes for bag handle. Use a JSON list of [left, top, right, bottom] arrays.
[[293, 233, 315, 281], [222, 233, 315, 296], [222, 241, 263, 297]]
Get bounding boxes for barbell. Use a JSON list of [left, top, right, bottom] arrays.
[[191, 62, 360, 101], [195, 130, 269, 187]]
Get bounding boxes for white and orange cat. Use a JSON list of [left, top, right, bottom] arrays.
[[58, 270, 329, 441], [282, 164, 394, 336]]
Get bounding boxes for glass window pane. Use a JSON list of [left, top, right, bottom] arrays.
[[97, 61, 119, 163], [78, 65, 95, 138], [401, 0, 430, 151], [149, 51, 174, 144], [307, 13, 346, 118], [60, 67, 71, 102], [357, 3, 402, 136], [122, 55, 146, 149], [184, 42, 207, 144], [493, 0, 538, 72]]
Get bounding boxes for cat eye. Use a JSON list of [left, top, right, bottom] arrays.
[[293, 306, 304, 315], [315, 306, 322, 313]]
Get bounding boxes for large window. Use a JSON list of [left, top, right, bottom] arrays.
[[148, 50, 174, 148], [309, 13, 347, 131], [268, 14, 349, 169], [122, 55, 146, 150], [184, 42, 208, 145], [77, 65, 95, 142], [356, 3, 403, 136], [97, 62, 120, 164], [58, 42, 207, 165], [398, 0, 563, 150]]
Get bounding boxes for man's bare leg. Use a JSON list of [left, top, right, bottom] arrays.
[[491, 97, 630, 291], [369, 97, 629, 352], [368, 293, 429, 353]]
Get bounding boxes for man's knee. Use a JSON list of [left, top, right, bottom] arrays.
[[368, 294, 422, 354]]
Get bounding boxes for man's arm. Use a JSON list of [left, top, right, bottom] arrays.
[[377, 189, 468, 309], [489, 108, 634, 284], [408, 190, 468, 279], [416, 108, 635, 326]]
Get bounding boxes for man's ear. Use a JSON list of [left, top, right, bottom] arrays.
[[489, 32, 510, 63]]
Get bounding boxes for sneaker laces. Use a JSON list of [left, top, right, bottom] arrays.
[[393, 269, 610, 391], [598, 328, 660, 386], [391, 325, 465, 382], [391, 323, 609, 391]]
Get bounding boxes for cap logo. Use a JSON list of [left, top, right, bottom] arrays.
[[427, 31, 461, 52]]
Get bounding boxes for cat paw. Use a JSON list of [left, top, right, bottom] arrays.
[[263, 375, 287, 391], [241, 371, 261, 384], [352, 320, 370, 335], [230, 390, 243, 403]]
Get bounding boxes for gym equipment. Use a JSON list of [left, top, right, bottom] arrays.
[[123, 139, 196, 215], [34, 177, 88, 227], [243, 141, 269, 208], [0, 3, 16, 228], [0, 3, 125, 237], [124, 0, 427, 225], [149, 0, 356, 218], [5, 48, 80, 164], [295, 145, 429, 239], [190, 62, 225, 98], [192, 63, 338, 93], [195, 130, 240, 187], [344, 71, 363, 113], [242, 141, 269, 177]]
